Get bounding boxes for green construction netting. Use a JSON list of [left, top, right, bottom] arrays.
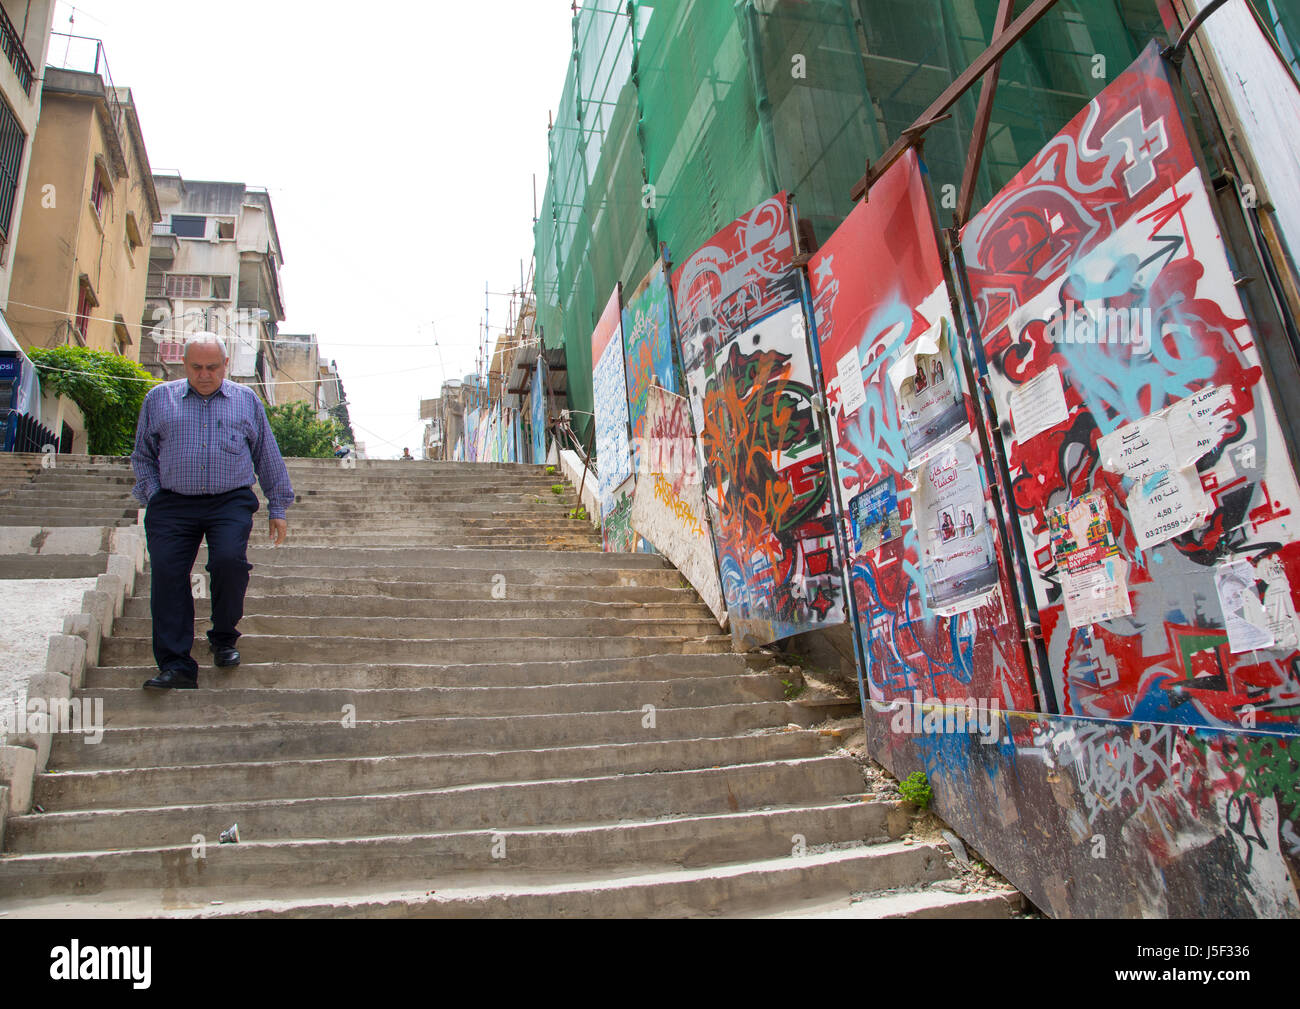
[[533, 0, 1285, 453]]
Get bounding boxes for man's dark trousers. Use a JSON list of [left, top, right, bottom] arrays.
[[143, 486, 259, 677]]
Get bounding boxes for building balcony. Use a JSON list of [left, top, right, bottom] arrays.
[[0, 3, 34, 97], [149, 232, 178, 264]]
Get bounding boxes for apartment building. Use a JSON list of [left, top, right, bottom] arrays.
[[142, 175, 285, 403], [0, 0, 55, 317], [6, 36, 159, 355]]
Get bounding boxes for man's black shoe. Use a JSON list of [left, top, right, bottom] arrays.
[[143, 669, 198, 690], [212, 645, 240, 667]]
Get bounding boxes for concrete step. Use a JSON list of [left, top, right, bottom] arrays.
[[133, 576, 699, 602], [759, 887, 1023, 918], [166, 545, 670, 571], [122, 593, 715, 622], [84, 652, 757, 690], [109, 614, 721, 641], [5, 756, 865, 854], [0, 555, 110, 578], [68, 674, 785, 727], [0, 801, 903, 903], [50, 703, 797, 769], [34, 731, 838, 810], [96, 632, 735, 666], [1, 844, 948, 918], [140, 566, 687, 590]]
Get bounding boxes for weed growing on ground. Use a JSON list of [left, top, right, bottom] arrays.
[[899, 771, 933, 810]]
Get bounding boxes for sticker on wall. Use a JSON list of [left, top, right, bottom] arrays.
[[1047, 492, 1132, 627], [849, 477, 901, 553]]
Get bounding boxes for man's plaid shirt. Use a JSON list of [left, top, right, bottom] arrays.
[[130, 379, 295, 519]]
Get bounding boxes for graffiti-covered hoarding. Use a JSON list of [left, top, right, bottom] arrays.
[[865, 703, 1300, 917], [630, 385, 727, 624], [673, 194, 844, 647], [808, 149, 1037, 710], [622, 258, 679, 472], [532, 356, 547, 464], [961, 42, 1300, 733], [591, 286, 633, 527]]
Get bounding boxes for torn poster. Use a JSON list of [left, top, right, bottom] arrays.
[[1097, 387, 1235, 549], [887, 317, 968, 467], [1047, 491, 1132, 627], [1008, 364, 1069, 444], [913, 437, 1000, 615], [835, 345, 868, 418], [1257, 555, 1300, 652], [1215, 559, 1275, 652], [1166, 385, 1234, 468], [849, 476, 901, 553]]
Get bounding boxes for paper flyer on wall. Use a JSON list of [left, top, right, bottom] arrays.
[[848, 477, 900, 554], [1213, 556, 1300, 653], [886, 317, 969, 468], [1047, 492, 1132, 627], [1214, 559, 1275, 652], [1098, 386, 1234, 551], [912, 437, 999, 615], [1008, 364, 1069, 444]]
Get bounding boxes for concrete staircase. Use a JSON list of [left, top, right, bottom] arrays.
[[0, 454, 1020, 917]]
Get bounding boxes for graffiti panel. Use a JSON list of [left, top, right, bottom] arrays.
[[532, 356, 547, 464], [686, 302, 845, 648], [591, 286, 633, 525], [808, 149, 1037, 710], [630, 385, 727, 624], [961, 42, 1300, 732], [867, 703, 1300, 918], [672, 192, 802, 442], [622, 258, 679, 473]]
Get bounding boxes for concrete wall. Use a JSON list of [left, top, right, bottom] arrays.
[[272, 334, 318, 406]]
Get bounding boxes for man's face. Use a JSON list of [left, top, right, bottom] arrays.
[[185, 343, 227, 396]]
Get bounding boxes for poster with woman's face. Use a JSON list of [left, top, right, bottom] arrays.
[[897, 318, 968, 464], [914, 437, 999, 614]]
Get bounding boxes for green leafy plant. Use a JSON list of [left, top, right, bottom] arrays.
[[266, 401, 347, 458], [568, 505, 588, 521], [781, 678, 804, 700], [550, 483, 565, 495], [28, 346, 158, 455], [898, 771, 933, 810], [545, 465, 557, 475]]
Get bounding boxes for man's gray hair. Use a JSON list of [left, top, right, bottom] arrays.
[[182, 332, 229, 360]]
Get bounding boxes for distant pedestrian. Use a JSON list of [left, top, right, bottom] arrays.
[[129, 334, 295, 690], [400, 447, 414, 460]]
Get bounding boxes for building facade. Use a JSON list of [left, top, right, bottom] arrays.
[[6, 48, 159, 355], [0, 0, 56, 316], [141, 175, 285, 402]]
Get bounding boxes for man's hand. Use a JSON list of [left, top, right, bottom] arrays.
[[269, 518, 288, 546]]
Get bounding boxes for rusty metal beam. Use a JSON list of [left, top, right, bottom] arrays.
[[850, 0, 1063, 202], [955, 0, 1016, 227]]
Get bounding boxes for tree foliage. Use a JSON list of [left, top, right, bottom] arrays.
[[265, 400, 346, 458], [27, 346, 158, 456]]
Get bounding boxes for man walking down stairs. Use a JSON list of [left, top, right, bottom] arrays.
[[0, 454, 1021, 918]]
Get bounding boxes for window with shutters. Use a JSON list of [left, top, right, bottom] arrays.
[[0, 94, 25, 244], [75, 280, 97, 341], [165, 274, 204, 298]]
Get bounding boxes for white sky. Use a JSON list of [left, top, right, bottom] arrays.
[[49, 1, 572, 458]]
